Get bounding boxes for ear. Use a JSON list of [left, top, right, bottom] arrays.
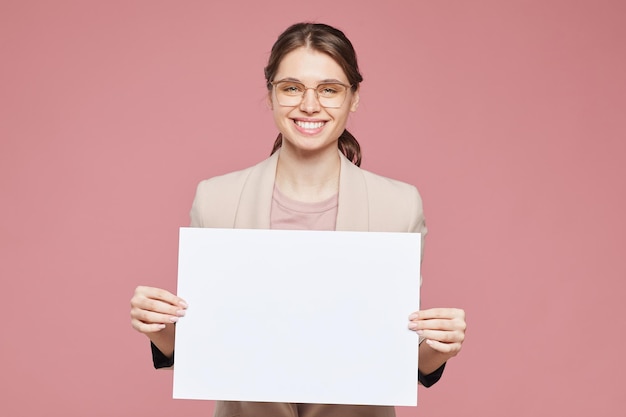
[[349, 86, 360, 112], [267, 91, 274, 110]]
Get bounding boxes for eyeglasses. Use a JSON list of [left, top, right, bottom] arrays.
[[271, 80, 352, 108]]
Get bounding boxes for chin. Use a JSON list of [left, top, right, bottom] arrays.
[[289, 139, 338, 155]]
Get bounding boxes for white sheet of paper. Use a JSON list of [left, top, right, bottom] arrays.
[[173, 227, 421, 406]]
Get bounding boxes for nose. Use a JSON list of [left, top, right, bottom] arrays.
[[299, 88, 321, 113]]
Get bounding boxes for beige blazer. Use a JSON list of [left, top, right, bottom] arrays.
[[191, 151, 426, 237], [189, 150, 427, 417]]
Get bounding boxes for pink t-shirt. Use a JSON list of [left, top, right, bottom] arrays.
[[270, 185, 338, 231]]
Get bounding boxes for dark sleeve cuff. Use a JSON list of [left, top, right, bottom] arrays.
[[418, 362, 446, 387], [151, 342, 175, 369]]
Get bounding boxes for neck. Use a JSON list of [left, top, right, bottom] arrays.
[[275, 145, 340, 203]]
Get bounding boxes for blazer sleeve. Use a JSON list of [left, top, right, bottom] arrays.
[[188, 168, 252, 228], [407, 184, 428, 260], [151, 342, 174, 369], [418, 363, 446, 387]]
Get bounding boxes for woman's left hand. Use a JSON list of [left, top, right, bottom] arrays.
[[408, 308, 466, 356]]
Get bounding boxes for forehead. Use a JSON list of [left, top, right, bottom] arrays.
[[274, 47, 348, 83]]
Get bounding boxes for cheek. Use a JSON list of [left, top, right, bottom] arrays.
[[334, 108, 352, 125], [272, 108, 292, 131]]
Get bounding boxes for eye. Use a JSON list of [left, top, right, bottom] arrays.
[[318, 84, 342, 97], [278, 82, 304, 95]]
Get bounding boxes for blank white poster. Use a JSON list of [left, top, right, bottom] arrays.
[[173, 227, 421, 406]]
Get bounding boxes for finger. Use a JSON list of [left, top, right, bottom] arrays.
[[424, 339, 463, 355], [131, 306, 183, 325], [408, 317, 466, 332], [134, 286, 188, 309], [413, 329, 465, 344], [412, 308, 465, 320], [134, 286, 188, 307], [131, 318, 167, 334], [134, 296, 187, 318]]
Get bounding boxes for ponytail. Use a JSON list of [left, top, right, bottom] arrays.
[[338, 129, 361, 167], [270, 129, 362, 167]]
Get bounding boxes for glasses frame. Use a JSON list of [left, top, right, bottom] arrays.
[[271, 79, 354, 109]]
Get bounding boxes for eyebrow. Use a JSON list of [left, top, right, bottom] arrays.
[[274, 77, 348, 84]]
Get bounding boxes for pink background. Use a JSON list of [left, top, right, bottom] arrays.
[[2, 1, 625, 416]]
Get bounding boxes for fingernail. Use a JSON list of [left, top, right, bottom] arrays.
[[408, 323, 418, 330], [176, 309, 186, 317], [170, 316, 179, 323], [409, 313, 418, 320], [416, 330, 423, 335], [179, 301, 188, 308]]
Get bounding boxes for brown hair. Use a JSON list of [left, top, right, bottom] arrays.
[[265, 22, 364, 166]]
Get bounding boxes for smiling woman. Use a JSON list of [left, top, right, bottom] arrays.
[[266, 23, 364, 168], [129, 22, 466, 417], [269, 46, 360, 193]]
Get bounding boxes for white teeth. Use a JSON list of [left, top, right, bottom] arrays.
[[295, 120, 325, 129]]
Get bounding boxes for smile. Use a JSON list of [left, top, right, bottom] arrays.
[[294, 120, 326, 129]]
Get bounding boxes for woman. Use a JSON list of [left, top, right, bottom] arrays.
[[130, 22, 466, 417]]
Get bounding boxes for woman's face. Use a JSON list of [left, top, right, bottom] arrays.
[[270, 47, 359, 158]]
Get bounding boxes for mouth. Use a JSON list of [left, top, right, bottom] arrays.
[[294, 120, 326, 130]]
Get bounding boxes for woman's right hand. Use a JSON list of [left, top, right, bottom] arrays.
[[130, 286, 188, 335]]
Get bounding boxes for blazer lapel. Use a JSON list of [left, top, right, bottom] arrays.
[[233, 151, 279, 229], [336, 152, 369, 231]]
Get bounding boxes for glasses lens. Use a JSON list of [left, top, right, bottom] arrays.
[[274, 81, 304, 107], [317, 83, 348, 108], [274, 81, 349, 108]]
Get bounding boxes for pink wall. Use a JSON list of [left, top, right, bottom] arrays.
[[2, 1, 625, 415]]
